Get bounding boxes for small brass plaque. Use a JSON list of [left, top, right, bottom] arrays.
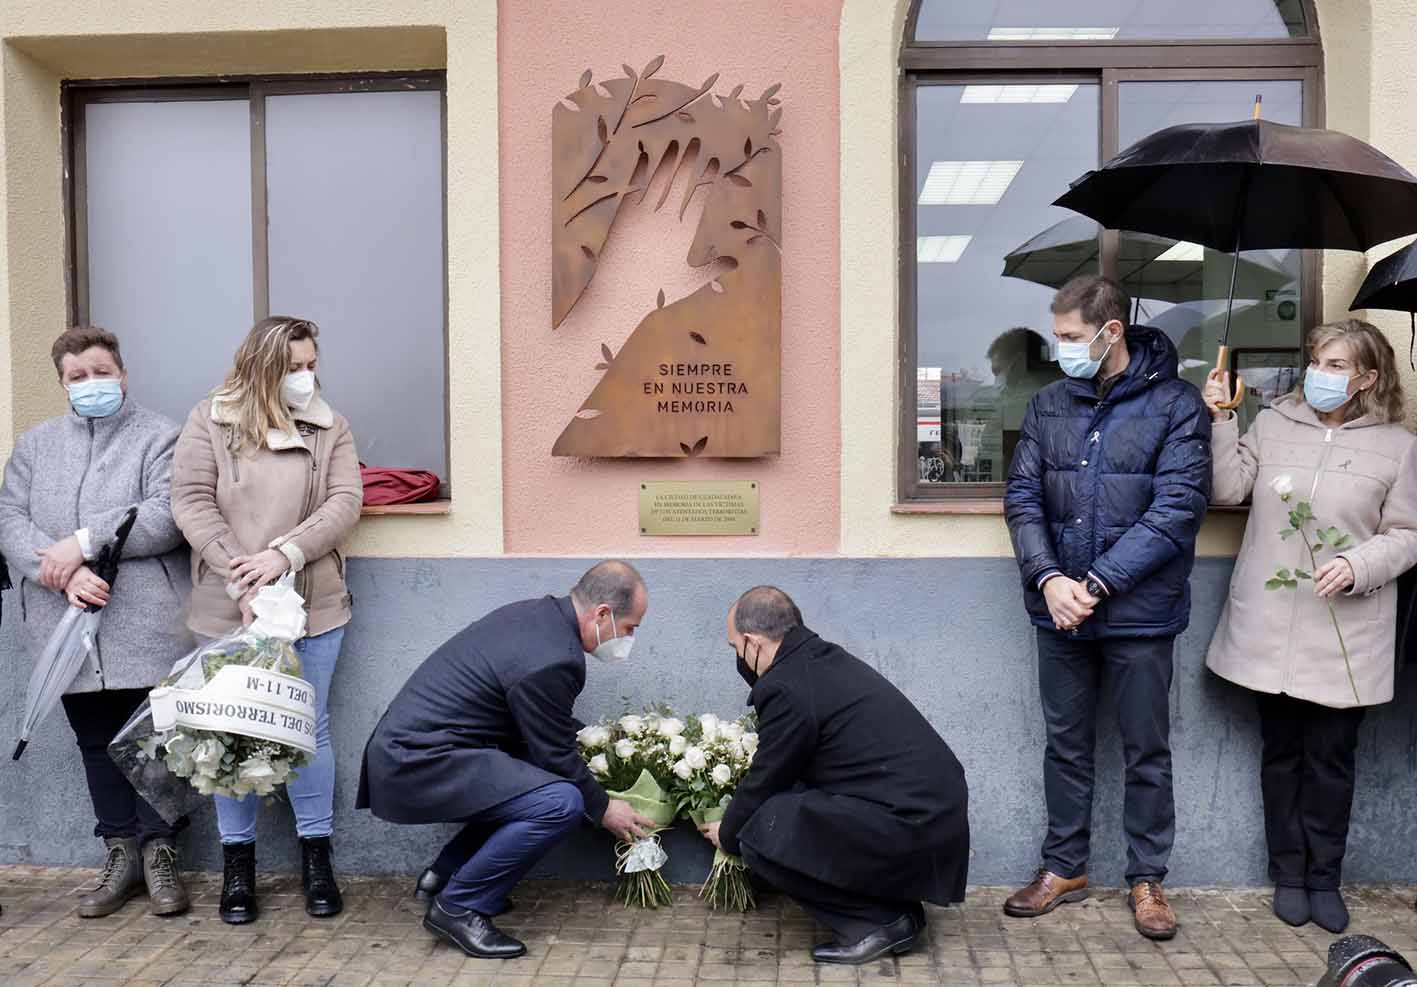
[[639, 481, 760, 536]]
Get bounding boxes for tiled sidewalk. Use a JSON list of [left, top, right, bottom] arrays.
[[2, 866, 1415, 986]]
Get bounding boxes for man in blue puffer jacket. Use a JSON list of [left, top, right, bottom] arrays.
[[1002, 275, 1211, 941]]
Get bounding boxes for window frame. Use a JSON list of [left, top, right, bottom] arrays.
[[897, 0, 1324, 503], [62, 72, 451, 493]]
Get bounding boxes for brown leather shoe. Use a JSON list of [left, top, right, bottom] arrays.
[[1128, 881, 1177, 940], [1003, 869, 1089, 917]]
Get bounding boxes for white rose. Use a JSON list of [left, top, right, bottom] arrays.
[[577, 725, 610, 748], [1269, 474, 1295, 499], [669, 735, 688, 755], [673, 759, 693, 780], [711, 763, 733, 786], [657, 718, 685, 738], [619, 715, 645, 736], [720, 722, 744, 743], [192, 738, 225, 778], [699, 714, 721, 742], [239, 757, 276, 783], [588, 753, 610, 776], [685, 746, 708, 770], [740, 732, 759, 754], [614, 738, 637, 760]]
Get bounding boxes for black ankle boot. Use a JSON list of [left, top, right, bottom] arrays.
[[300, 837, 343, 918], [219, 842, 258, 925]]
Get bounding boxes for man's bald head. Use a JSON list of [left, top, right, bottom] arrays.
[[731, 586, 803, 643], [572, 560, 645, 614]]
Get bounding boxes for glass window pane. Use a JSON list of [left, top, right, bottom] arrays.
[[266, 90, 447, 480], [914, 83, 1098, 486], [85, 99, 254, 426], [1119, 80, 1304, 430], [915, 0, 1306, 41]]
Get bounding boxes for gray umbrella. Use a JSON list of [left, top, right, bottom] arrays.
[[12, 507, 138, 760], [1003, 216, 1290, 305]]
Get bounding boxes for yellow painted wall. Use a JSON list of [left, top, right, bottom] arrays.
[[0, 2, 502, 557], [839, 0, 1406, 559]]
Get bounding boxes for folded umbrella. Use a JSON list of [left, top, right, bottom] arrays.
[[12, 507, 137, 759], [1055, 98, 1417, 409], [1350, 238, 1417, 369]]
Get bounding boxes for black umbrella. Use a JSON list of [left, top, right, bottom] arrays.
[[1055, 98, 1417, 409], [1350, 238, 1417, 370], [1003, 215, 1291, 306]]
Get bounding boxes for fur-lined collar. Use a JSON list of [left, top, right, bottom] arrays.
[[210, 392, 334, 451]]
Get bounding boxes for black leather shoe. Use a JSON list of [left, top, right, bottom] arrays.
[[811, 913, 921, 965], [414, 868, 513, 915], [422, 898, 526, 959], [300, 837, 343, 918], [219, 842, 258, 925], [1309, 889, 1350, 933], [1273, 885, 1309, 927]]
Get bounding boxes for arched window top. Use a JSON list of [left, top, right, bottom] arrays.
[[911, 0, 1309, 43]]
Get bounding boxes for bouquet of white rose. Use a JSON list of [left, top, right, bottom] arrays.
[[667, 713, 759, 911], [108, 577, 316, 816], [577, 711, 683, 907]]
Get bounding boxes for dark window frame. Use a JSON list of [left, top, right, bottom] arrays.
[[62, 71, 452, 496], [898, 0, 1324, 503]]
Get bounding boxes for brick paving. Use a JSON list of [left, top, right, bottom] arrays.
[[2, 866, 1416, 985]]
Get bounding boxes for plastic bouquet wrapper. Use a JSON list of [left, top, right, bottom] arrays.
[[578, 711, 682, 908], [671, 713, 758, 911], [107, 576, 316, 823]]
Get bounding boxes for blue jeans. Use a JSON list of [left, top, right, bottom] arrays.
[[216, 626, 346, 844], [438, 782, 584, 916]]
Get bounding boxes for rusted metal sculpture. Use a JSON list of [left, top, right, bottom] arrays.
[[551, 56, 782, 458]]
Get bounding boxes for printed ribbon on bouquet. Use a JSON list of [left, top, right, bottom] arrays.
[[148, 666, 316, 757]]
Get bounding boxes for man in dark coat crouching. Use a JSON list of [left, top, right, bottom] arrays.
[[356, 561, 655, 959], [697, 587, 970, 966]]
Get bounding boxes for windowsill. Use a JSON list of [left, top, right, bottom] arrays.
[[891, 501, 1252, 516], [360, 499, 452, 517]]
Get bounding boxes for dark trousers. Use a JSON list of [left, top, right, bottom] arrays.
[[1036, 629, 1175, 886], [1256, 691, 1366, 891], [435, 782, 584, 916], [742, 847, 918, 942], [60, 688, 177, 846]]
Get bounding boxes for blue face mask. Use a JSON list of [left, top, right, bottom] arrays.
[[1304, 367, 1357, 413], [1056, 325, 1114, 380], [67, 378, 124, 419]]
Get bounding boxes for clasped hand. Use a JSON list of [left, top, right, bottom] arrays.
[[1043, 577, 1099, 632], [36, 535, 85, 592]]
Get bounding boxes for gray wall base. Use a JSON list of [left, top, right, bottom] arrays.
[[5, 557, 1415, 889]]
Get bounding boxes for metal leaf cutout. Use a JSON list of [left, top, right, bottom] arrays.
[[581, 245, 596, 260], [680, 442, 693, 456], [762, 83, 781, 101], [579, 69, 593, 89], [575, 409, 603, 419], [730, 84, 744, 101], [657, 289, 666, 309], [757, 209, 767, 229], [600, 343, 614, 363], [727, 174, 752, 187], [709, 281, 725, 294], [691, 436, 709, 456], [643, 54, 665, 78], [689, 331, 707, 345], [622, 63, 637, 80]]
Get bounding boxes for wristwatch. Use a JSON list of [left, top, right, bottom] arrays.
[[1085, 577, 1108, 599]]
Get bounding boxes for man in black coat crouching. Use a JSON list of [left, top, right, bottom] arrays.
[[697, 587, 970, 965], [356, 561, 656, 959]]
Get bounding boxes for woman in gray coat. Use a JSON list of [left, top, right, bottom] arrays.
[[0, 327, 193, 919]]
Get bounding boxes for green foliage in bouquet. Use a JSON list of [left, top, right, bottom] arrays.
[[606, 769, 675, 908]]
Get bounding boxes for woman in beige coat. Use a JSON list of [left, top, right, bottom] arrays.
[[1205, 319, 1417, 934], [172, 316, 361, 925]]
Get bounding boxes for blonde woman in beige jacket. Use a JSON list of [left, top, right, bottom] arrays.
[[172, 316, 361, 926], [1204, 319, 1417, 935]]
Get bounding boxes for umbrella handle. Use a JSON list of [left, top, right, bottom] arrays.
[[1215, 345, 1247, 410]]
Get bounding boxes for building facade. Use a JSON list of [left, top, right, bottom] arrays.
[[2, 0, 1416, 885]]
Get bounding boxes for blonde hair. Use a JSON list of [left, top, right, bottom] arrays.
[[1304, 319, 1405, 424], [215, 316, 319, 453]]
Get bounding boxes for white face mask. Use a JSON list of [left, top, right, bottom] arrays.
[[589, 610, 635, 664], [282, 370, 316, 411]]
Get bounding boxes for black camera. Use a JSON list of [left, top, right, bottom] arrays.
[[1319, 935, 1417, 987]]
